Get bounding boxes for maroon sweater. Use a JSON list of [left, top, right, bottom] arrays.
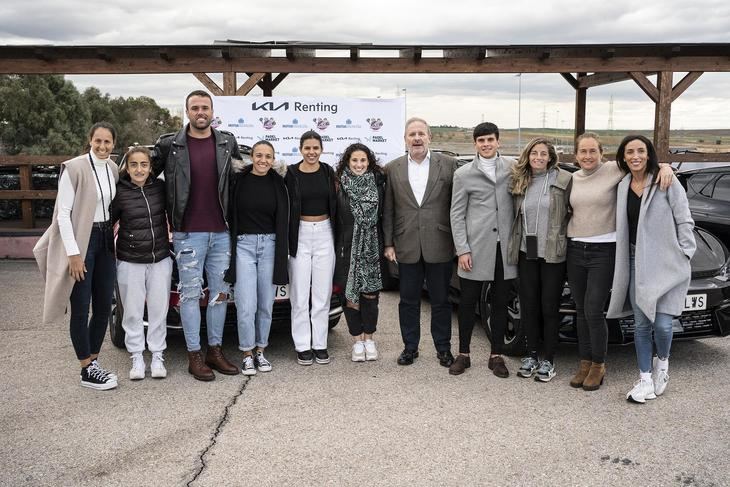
[[181, 134, 226, 232]]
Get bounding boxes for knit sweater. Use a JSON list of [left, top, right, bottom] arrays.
[[567, 160, 624, 238]]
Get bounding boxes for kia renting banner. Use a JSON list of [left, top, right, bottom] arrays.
[[196, 96, 406, 166]]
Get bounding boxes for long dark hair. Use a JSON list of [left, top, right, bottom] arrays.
[[336, 143, 381, 178], [299, 130, 323, 149], [616, 135, 659, 178]]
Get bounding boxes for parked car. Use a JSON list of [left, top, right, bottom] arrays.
[[676, 165, 730, 248], [107, 142, 343, 348]]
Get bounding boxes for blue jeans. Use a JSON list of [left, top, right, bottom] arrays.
[[234, 234, 276, 351], [173, 231, 231, 352], [629, 249, 673, 373], [69, 225, 116, 360]]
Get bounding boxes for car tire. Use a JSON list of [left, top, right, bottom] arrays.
[[328, 316, 340, 329], [479, 279, 527, 356], [109, 283, 126, 349]]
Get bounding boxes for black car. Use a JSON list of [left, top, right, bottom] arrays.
[[676, 165, 730, 248]]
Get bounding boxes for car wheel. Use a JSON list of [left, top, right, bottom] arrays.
[[109, 283, 126, 349], [479, 280, 527, 356]]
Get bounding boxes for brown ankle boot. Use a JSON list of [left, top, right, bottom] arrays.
[[205, 345, 240, 375], [188, 351, 215, 381], [569, 360, 592, 388], [582, 362, 606, 391]]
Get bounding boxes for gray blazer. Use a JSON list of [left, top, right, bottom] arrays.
[[607, 175, 696, 322], [383, 151, 460, 264], [450, 155, 518, 281]]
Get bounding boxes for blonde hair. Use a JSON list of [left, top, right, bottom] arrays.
[[509, 137, 559, 196]]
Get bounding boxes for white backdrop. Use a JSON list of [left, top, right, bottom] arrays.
[[194, 96, 406, 166]]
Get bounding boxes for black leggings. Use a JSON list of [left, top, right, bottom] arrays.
[[343, 292, 379, 336], [457, 246, 512, 355], [566, 241, 615, 364], [518, 252, 566, 362]]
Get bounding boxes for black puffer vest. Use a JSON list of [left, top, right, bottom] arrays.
[[112, 176, 170, 263]]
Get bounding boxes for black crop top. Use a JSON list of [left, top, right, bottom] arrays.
[[234, 172, 277, 234], [299, 165, 330, 216]]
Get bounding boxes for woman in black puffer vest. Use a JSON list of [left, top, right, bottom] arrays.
[[112, 146, 172, 380]]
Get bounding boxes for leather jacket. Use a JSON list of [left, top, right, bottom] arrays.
[[152, 125, 241, 231]]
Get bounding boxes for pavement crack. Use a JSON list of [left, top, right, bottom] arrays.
[[187, 377, 250, 486]]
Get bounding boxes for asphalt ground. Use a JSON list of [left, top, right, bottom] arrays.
[[1, 259, 728, 486]]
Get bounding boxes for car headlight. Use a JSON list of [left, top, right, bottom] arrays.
[[717, 256, 730, 281]]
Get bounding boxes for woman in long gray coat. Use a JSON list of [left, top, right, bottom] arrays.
[[606, 135, 695, 404]]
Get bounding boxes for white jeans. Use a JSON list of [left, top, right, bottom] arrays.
[[116, 258, 173, 354], [289, 220, 335, 352]]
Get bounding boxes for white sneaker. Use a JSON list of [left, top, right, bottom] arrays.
[[129, 353, 146, 380], [364, 339, 378, 361], [651, 357, 670, 396], [626, 378, 657, 403], [351, 341, 366, 362], [241, 355, 257, 376], [150, 352, 167, 379]]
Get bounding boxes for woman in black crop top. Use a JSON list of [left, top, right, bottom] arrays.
[[225, 141, 289, 375], [285, 130, 337, 365]]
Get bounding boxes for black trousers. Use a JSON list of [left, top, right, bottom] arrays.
[[69, 226, 116, 361], [456, 244, 512, 355], [343, 292, 379, 336], [518, 252, 566, 362], [398, 258, 452, 352], [566, 241, 615, 364]]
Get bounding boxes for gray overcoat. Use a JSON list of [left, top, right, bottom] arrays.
[[450, 155, 518, 281], [382, 151, 460, 264], [606, 175, 696, 322]]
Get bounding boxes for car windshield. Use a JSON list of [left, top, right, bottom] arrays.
[[690, 227, 728, 277]]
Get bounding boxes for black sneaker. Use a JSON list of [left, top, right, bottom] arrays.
[[313, 349, 330, 365], [80, 363, 118, 390], [297, 350, 314, 366]]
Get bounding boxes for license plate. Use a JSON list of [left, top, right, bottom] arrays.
[[274, 284, 289, 301], [683, 294, 706, 311]]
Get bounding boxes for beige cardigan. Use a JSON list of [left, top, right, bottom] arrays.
[[33, 154, 119, 324]]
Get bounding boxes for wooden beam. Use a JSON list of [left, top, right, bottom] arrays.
[[236, 73, 265, 95], [574, 73, 587, 146], [259, 73, 273, 96], [671, 71, 703, 101], [270, 73, 288, 90], [222, 71, 236, 95], [0, 190, 57, 200], [666, 152, 730, 163], [654, 71, 673, 163], [19, 166, 34, 228], [578, 72, 652, 88], [350, 47, 359, 61], [192, 73, 223, 96], [561, 73, 579, 89], [629, 72, 659, 103], [2, 56, 729, 74]]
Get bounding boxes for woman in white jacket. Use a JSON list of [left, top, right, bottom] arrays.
[[606, 135, 695, 404]]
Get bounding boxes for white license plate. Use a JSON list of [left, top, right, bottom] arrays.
[[683, 294, 706, 311], [274, 284, 289, 301]]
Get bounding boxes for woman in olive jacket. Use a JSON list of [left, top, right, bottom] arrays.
[[334, 143, 387, 362], [508, 137, 572, 382]]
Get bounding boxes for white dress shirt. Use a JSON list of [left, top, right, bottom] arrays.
[[407, 150, 431, 206]]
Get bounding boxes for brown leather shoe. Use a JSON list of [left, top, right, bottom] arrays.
[[569, 360, 592, 388], [488, 355, 509, 378], [188, 351, 215, 381], [205, 345, 240, 375], [582, 362, 606, 391], [449, 354, 471, 375]]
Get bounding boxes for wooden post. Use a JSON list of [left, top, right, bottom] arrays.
[[260, 73, 273, 96], [574, 73, 587, 150], [654, 71, 673, 163], [222, 71, 236, 95], [19, 165, 34, 228]]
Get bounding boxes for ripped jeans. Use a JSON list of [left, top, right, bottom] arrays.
[[173, 231, 231, 352]]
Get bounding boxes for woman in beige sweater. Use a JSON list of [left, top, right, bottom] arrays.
[[566, 132, 672, 391]]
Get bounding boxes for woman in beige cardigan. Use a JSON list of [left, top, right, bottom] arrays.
[[34, 122, 120, 390]]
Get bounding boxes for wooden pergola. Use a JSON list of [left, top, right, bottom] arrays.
[[2, 41, 729, 163]]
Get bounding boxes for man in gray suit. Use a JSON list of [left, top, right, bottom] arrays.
[[448, 122, 518, 377], [383, 117, 460, 366]]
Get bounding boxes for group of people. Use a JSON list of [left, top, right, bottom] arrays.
[[34, 89, 695, 404]]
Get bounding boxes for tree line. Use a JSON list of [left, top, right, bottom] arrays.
[[0, 75, 181, 156]]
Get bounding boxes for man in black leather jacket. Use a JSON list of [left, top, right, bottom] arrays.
[[151, 90, 242, 381]]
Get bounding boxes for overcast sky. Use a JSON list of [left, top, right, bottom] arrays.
[[2, 0, 729, 130]]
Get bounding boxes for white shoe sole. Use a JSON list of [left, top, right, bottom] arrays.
[[535, 372, 556, 382], [518, 369, 536, 378], [315, 358, 331, 365], [242, 368, 257, 376], [129, 371, 145, 381], [365, 351, 378, 361], [81, 379, 118, 390], [151, 368, 167, 379], [627, 392, 657, 403], [352, 354, 366, 362]]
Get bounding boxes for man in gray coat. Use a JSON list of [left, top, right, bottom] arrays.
[[383, 117, 460, 366], [448, 122, 518, 377]]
